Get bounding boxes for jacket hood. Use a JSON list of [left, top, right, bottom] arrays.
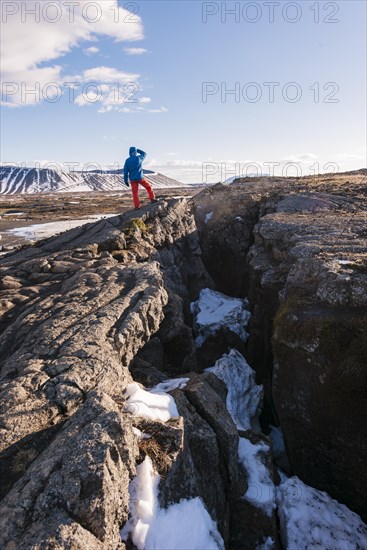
[[129, 147, 137, 156]]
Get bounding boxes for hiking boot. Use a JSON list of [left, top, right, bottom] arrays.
[[151, 198, 158, 203], [135, 206, 141, 210]]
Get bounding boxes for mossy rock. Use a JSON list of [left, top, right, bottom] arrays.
[[124, 218, 147, 237]]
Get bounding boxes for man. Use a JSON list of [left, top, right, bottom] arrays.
[[123, 147, 157, 209]]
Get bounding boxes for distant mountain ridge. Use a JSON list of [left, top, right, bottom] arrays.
[[0, 166, 184, 194]]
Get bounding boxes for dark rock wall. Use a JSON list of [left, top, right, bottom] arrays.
[[195, 177, 367, 520]]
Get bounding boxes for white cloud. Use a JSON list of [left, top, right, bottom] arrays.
[[71, 66, 141, 111], [65, 67, 162, 114], [0, 100, 19, 109], [333, 153, 364, 161], [84, 46, 100, 56], [98, 105, 114, 113], [283, 153, 319, 163], [1, 2, 166, 113], [124, 47, 149, 55], [74, 93, 92, 107], [1, 0, 144, 106], [80, 66, 139, 83], [1, 64, 65, 106], [147, 107, 168, 113], [155, 159, 204, 168]]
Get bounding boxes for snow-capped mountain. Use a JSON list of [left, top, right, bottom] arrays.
[[224, 173, 268, 184], [0, 166, 184, 194]]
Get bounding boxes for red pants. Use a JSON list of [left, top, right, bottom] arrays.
[[130, 178, 155, 208]]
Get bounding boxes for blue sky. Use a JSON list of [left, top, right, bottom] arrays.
[[1, 0, 366, 182]]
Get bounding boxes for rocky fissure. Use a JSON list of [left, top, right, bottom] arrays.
[[0, 174, 366, 549], [194, 176, 367, 521]]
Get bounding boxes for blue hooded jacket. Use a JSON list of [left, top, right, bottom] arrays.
[[123, 147, 147, 185]]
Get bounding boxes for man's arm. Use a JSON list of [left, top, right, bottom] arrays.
[[123, 159, 129, 186], [137, 149, 146, 161]]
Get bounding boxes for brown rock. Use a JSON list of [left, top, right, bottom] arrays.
[[0, 391, 138, 549]]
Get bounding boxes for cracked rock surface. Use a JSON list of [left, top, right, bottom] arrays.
[[1, 172, 366, 548], [195, 173, 367, 520], [0, 199, 212, 548]]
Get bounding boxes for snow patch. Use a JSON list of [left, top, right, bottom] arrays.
[[277, 468, 289, 485], [276, 477, 367, 550], [191, 288, 251, 347], [121, 456, 160, 548], [145, 496, 224, 550], [337, 259, 354, 265], [121, 456, 224, 550], [256, 537, 275, 550], [238, 437, 276, 516], [206, 349, 263, 431], [3, 212, 26, 216], [150, 378, 189, 394], [132, 427, 144, 439], [125, 382, 179, 422], [5, 214, 117, 242]]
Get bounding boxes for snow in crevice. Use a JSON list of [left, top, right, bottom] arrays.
[[125, 378, 189, 423], [149, 378, 189, 395], [123, 376, 225, 549], [121, 455, 224, 550], [206, 349, 263, 431], [123, 287, 367, 549], [238, 437, 276, 517], [256, 536, 275, 550], [205, 348, 275, 517], [276, 476, 367, 550], [191, 288, 251, 347]]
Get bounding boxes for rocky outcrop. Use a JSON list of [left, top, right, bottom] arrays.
[[1, 172, 366, 548], [0, 199, 213, 548], [195, 173, 367, 520], [249, 192, 367, 519], [125, 367, 279, 549], [1, 392, 138, 549], [0, 187, 282, 548]]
